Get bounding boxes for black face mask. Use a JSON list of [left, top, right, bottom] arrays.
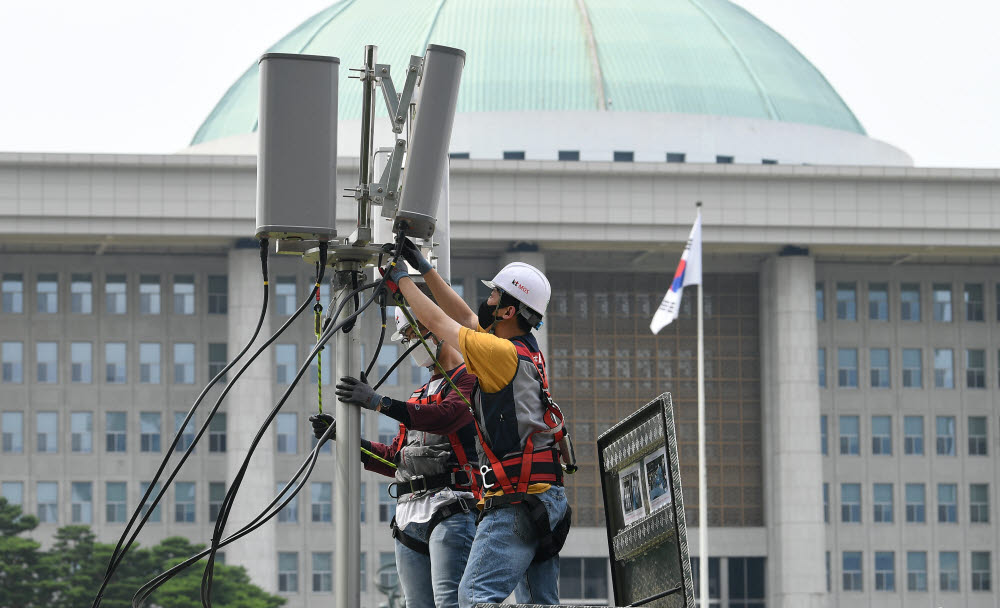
[[477, 299, 500, 331]]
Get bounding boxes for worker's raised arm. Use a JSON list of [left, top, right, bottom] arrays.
[[395, 274, 464, 352], [398, 238, 478, 329]]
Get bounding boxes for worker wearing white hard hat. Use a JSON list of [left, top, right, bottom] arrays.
[[387, 238, 572, 608]]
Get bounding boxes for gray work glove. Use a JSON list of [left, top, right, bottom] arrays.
[[399, 238, 432, 275], [308, 413, 336, 444], [335, 376, 382, 410]]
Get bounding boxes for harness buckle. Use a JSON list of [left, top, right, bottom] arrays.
[[479, 464, 495, 491], [387, 483, 400, 499], [408, 476, 428, 497]]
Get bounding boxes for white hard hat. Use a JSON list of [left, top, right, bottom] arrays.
[[390, 307, 410, 341], [480, 262, 551, 326]]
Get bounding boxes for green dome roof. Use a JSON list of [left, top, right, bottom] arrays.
[[192, 0, 865, 146]]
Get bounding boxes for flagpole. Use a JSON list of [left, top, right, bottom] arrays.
[[696, 202, 708, 606]]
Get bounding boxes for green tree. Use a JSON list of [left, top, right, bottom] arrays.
[[0, 497, 58, 608]]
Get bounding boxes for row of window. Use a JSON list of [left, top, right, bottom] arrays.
[[819, 347, 1000, 389], [830, 550, 991, 593], [817, 281, 1000, 323], [0, 272, 227, 315], [449, 151, 767, 164], [0, 341, 227, 385], [824, 482, 991, 525], [820, 414, 989, 457], [0, 479, 395, 527]]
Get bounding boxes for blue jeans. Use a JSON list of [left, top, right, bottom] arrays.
[[395, 509, 478, 608], [458, 486, 568, 608]]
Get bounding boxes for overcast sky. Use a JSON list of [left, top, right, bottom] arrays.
[[0, 0, 996, 167]]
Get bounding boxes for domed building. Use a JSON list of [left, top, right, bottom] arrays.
[[1, 2, 998, 608]]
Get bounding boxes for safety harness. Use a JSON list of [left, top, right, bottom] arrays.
[[388, 364, 480, 556]]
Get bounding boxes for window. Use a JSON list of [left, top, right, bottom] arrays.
[[972, 552, 991, 591], [376, 344, 399, 386], [905, 484, 925, 523], [503, 151, 525, 160], [105, 342, 126, 383], [904, 416, 924, 455], [208, 275, 227, 314], [936, 416, 955, 456], [173, 275, 195, 314], [312, 552, 332, 593], [174, 413, 195, 453], [360, 551, 367, 591], [71, 481, 92, 523], [208, 343, 227, 382], [839, 416, 859, 455], [559, 557, 610, 601], [841, 483, 861, 523], [209, 482, 225, 520], [71, 274, 92, 314], [970, 484, 989, 523], [276, 344, 296, 385], [873, 483, 893, 522], [378, 415, 398, 446], [379, 483, 394, 523], [902, 348, 922, 387], [907, 551, 927, 591], [815, 282, 824, 320], [965, 283, 984, 321], [311, 482, 332, 523], [139, 342, 161, 384], [105, 274, 127, 314], [817, 348, 826, 387], [761, 158, 778, 165], [968, 416, 987, 455], [2, 273, 24, 313], [933, 348, 954, 388], [966, 349, 985, 388], [139, 275, 160, 314], [932, 283, 952, 321], [557, 150, 579, 161], [836, 282, 856, 320], [874, 551, 895, 591], [939, 552, 959, 591], [837, 348, 858, 387], [448, 152, 469, 159], [105, 412, 126, 452], [870, 348, 890, 388], [869, 283, 888, 320], [662, 152, 685, 163], [2, 411, 23, 453], [823, 483, 829, 522], [2, 341, 23, 383], [70, 412, 93, 453], [208, 414, 226, 453], [276, 276, 296, 315], [691, 557, 720, 605], [842, 551, 862, 591], [278, 552, 298, 593], [613, 151, 634, 162], [70, 342, 92, 383], [360, 482, 366, 524], [139, 481, 162, 522], [277, 413, 297, 454], [379, 552, 398, 589], [37, 412, 57, 453], [715, 155, 733, 164], [2, 481, 24, 507], [871, 416, 891, 455], [106, 482, 127, 523], [937, 483, 957, 523], [900, 282, 920, 320], [36, 273, 58, 313], [820, 415, 828, 456], [140, 412, 161, 452], [276, 481, 298, 523], [36, 341, 58, 383], [37, 482, 58, 523], [175, 482, 195, 522], [173, 343, 195, 384]]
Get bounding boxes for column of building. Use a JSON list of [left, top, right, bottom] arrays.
[[759, 251, 826, 607]]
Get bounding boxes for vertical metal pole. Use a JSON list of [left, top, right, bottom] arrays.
[[356, 45, 377, 244], [697, 282, 708, 605], [334, 264, 361, 608]]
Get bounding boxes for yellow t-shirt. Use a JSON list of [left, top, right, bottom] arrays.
[[458, 325, 551, 501]]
